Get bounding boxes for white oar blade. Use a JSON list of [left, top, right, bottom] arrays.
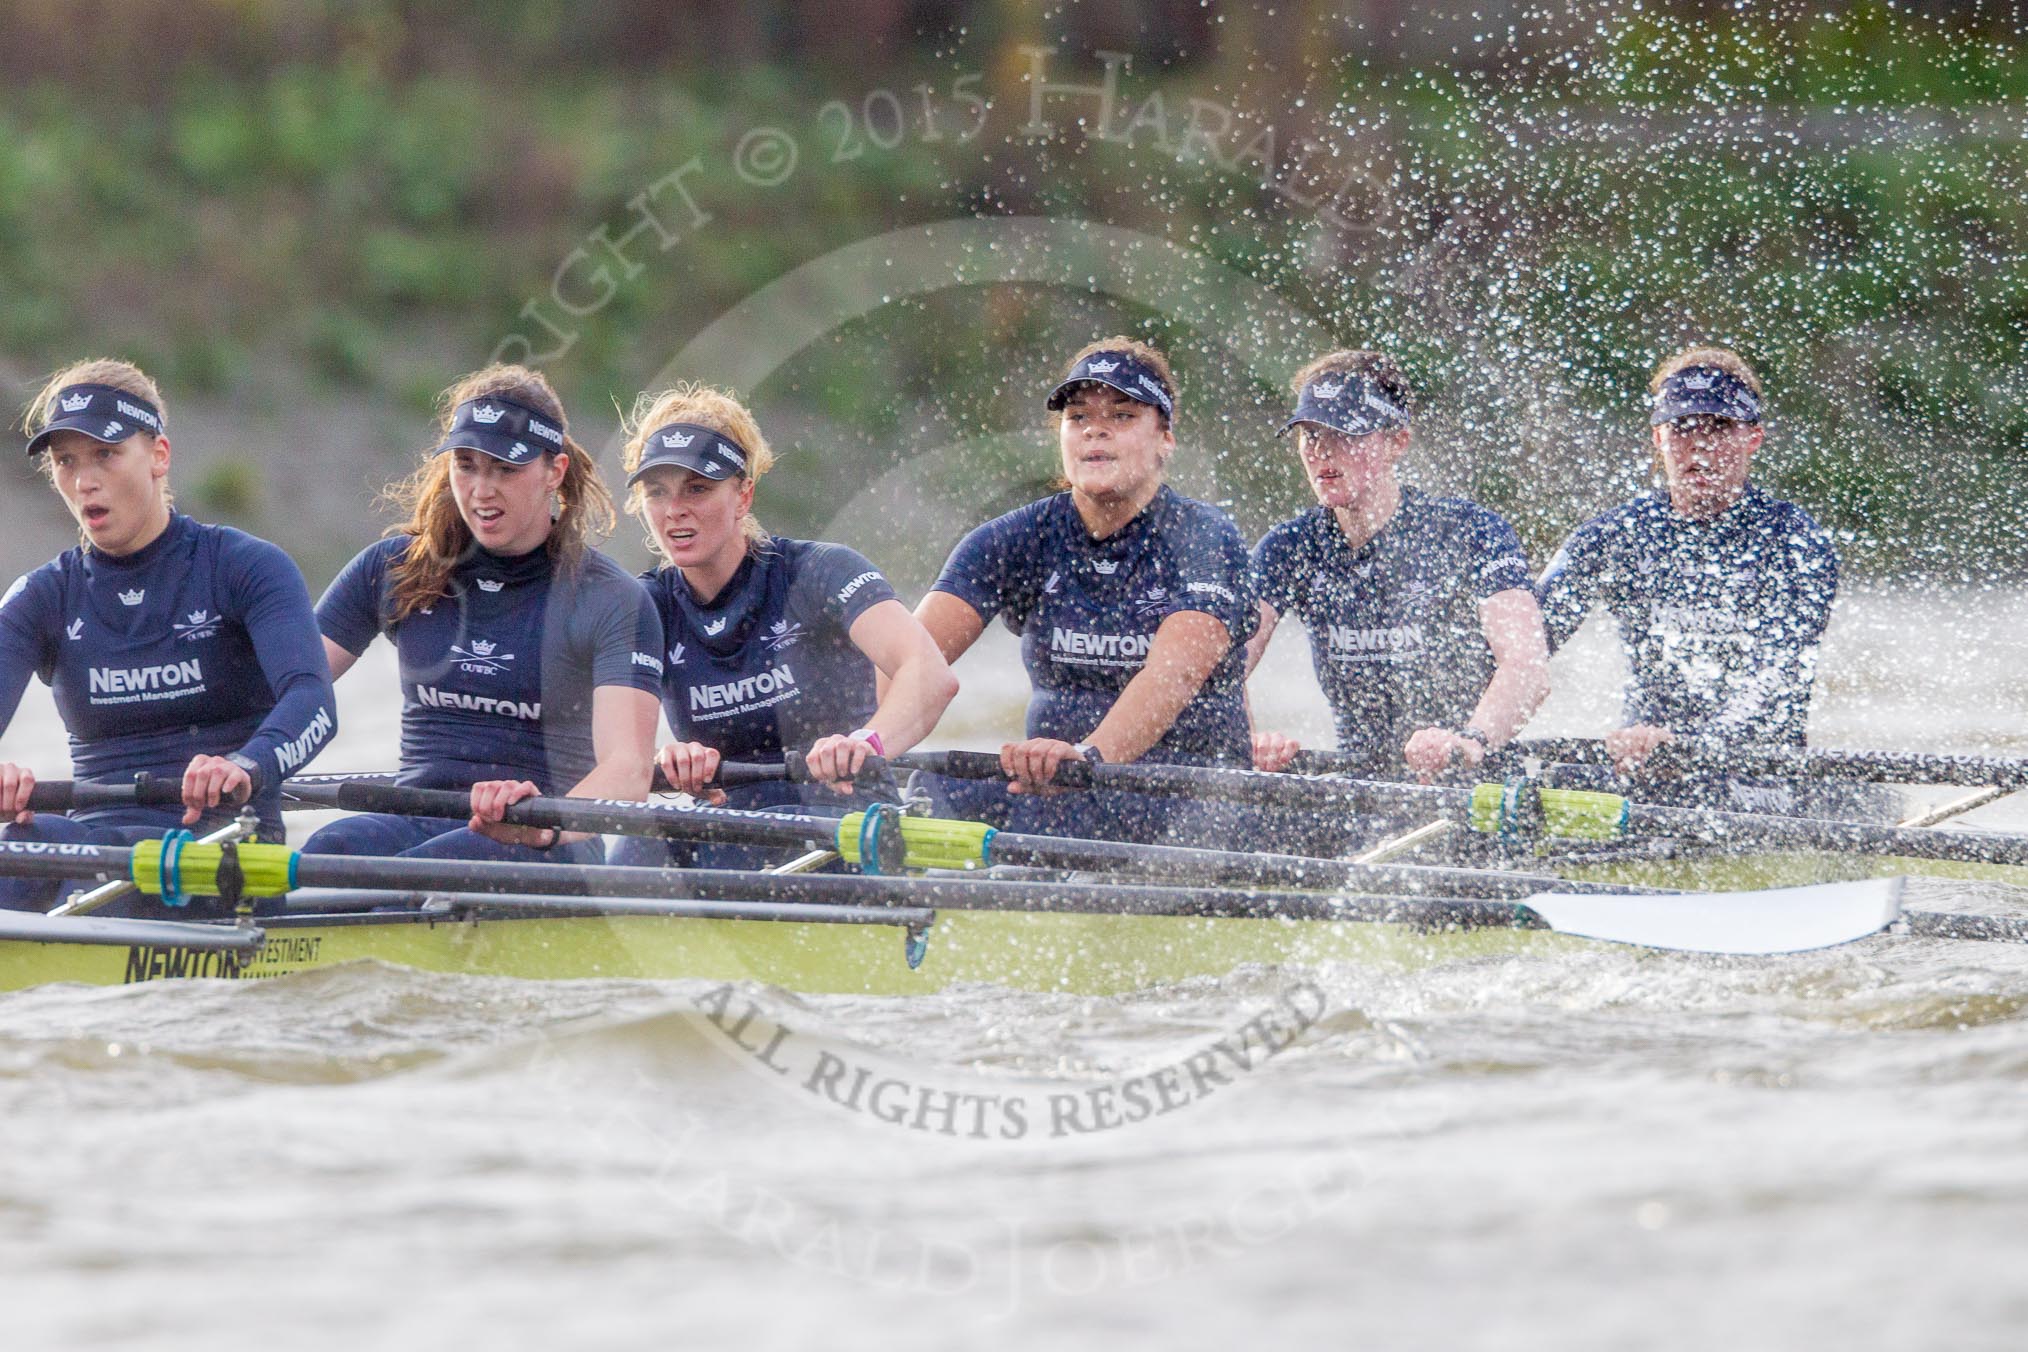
[[1525, 877, 1905, 955]]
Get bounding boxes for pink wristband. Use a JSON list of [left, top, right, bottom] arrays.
[[849, 727, 886, 756]]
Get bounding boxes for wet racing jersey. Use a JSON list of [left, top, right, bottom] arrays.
[[1252, 488, 1532, 772], [931, 486, 1256, 763], [1535, 485, 1838, 744], [0, 512, 336, 826], [318, 537, 663, 791], [645, 537, 897, 762]]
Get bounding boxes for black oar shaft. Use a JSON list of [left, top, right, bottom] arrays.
[[897, 750, 2028, 870], [305, 778, 1652, 898], [979, 829, 1650, 898], [290, 781, 836, 851], [0, 841, 133, 884], [1902, 910, 2028, 944], [287, 855, 1532, 926], [1622, 802, 2028, 866], [1511, 737, 2028, 790]]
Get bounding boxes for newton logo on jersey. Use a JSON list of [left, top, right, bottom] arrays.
[[1326, 623, 1424, 662], [689, 665, 798, 714], [89, 658, 204, 696], [1049, 628, 1152, 667]]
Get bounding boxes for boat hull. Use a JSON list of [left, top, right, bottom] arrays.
[[0, 906, 1569, 996]]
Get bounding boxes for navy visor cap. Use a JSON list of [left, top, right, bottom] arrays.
[[1650, 366, 1762, 426], [626, 423, 751, 485], [26, 384, 166, 456], [1046, 350, 1175, 420], [434, 396, 569, 464], [1277, 374, 1410, 438]]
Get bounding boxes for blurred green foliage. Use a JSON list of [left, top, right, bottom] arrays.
[[0, 0, 2022, 575]]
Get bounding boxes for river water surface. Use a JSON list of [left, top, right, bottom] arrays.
[[2, 584, 2025, 1350]]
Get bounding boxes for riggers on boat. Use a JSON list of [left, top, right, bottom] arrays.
[[6, 747, 2028, 995]]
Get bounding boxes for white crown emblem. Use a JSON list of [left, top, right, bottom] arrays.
[[59, 392, 92, 413], [471, 638, 496, 656], [65, 618, 84, 640], [1085, 359, 1119, 374], [186, 610, 210, 626], [770, 619, 789, 634], [1312, 380, 1345, 400], [661, 431, 696, 449], [1092, 559, 1118, 575], [118, 588, 144, 606], [102, 421, 123, 438], [470, 403, 506, 424], [703, 617, 728, 636], [1681, 372, 1714, 390], [476, 578, 503, 592]]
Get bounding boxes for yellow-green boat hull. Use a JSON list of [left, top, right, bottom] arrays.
[[0, 907, 1570, 997]]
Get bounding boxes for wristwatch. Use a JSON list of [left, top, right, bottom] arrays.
[[225, 752, 263, 793], [848, 727, 886, 756], [1455, 727, 1491, 751]]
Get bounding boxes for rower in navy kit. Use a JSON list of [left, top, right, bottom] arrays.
[[609, 383, 957, 869], [915, 338, 1257, 844], [1248, 351, 1549, 791], [305, 366, 661, 865], [1536, 346, 1838, 778], [0, 360, 336, 914]]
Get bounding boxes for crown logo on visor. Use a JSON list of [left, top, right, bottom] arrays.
[[661, 431, 696, 449], [1085, 359, 1119, 374], [470, 404, 506, 425], [1681, 372, 1714, 390], [118, 588, 145, 606], [59, 392, 92, 413], [1312, 380, 1345, 400]]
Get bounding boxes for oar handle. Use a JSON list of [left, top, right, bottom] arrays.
[[709, 751, 892, 790], [22, 774, 242, 812], [892, 749, 1095, 789]]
